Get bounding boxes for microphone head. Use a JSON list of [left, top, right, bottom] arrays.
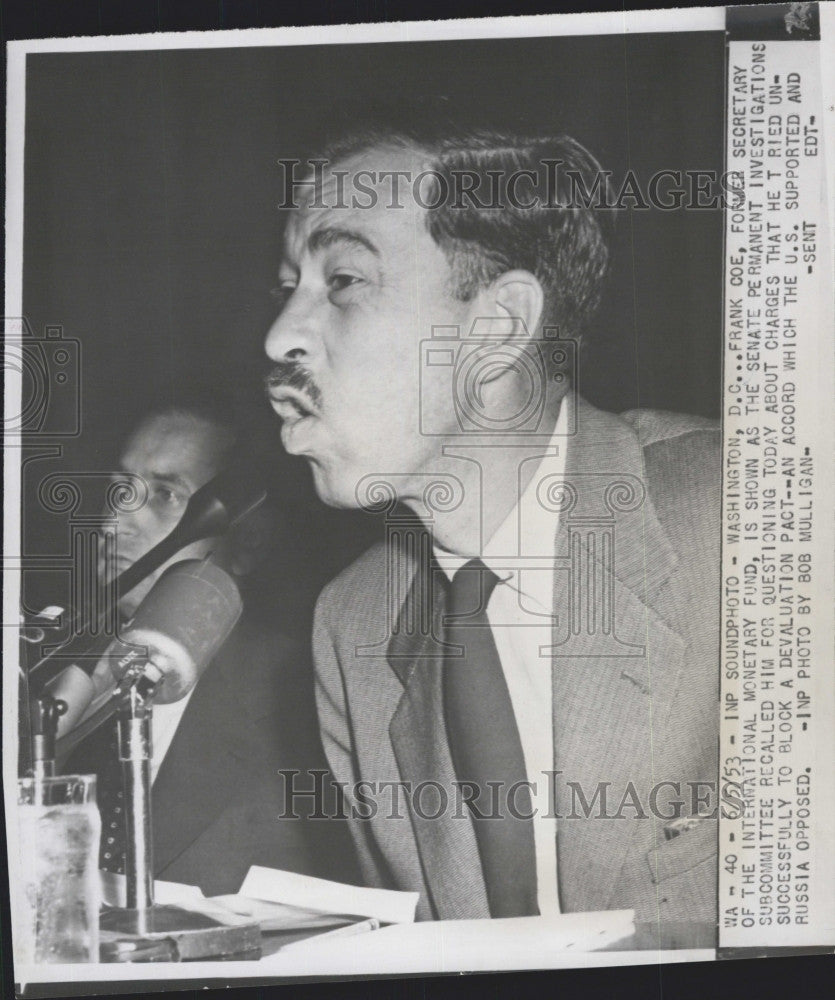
[[118, 558, 243, 703], [180, 464, 269, 542]]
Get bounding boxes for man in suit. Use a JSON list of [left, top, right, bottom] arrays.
[[264, 120, 721, 946], [66, 393, 357, 895]]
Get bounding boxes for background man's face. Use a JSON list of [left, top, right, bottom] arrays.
[[265, 146, 471, 508], [100, 411, 231, 618]]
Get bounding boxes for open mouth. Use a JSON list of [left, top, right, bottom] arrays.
[[268, 387, 319, 424]]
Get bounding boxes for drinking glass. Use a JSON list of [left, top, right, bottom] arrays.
[[15, 775, 101, 964]]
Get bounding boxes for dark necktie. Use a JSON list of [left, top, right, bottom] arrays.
[[442, 558, 539, 917]]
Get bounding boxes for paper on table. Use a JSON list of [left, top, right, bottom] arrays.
[[271, 911, 636, 968], [239, 866, 419, 925], [206, 895, 358, 932], [100, 870, 206, 909], [368, 909, 636, 955], [252, 911, 638, 973]]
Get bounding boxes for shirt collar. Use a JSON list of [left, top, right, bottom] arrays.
[[433, 399, 569, 611]]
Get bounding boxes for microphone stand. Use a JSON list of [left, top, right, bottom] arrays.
[[118, 673, 156, 913], [98, 663, 261, 960]]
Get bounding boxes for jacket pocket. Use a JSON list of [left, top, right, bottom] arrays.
[[646, 819, 717, 884]]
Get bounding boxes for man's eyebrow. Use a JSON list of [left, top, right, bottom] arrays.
[[307, 227, 380, 258], [117, 466, 192, 492], [147, 471, 192, 491]]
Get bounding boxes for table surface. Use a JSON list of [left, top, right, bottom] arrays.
[[18, 915, 717, 987]]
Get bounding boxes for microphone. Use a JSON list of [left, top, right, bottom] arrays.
[[26, 464, 266, 685], [118, 556, 243, 704], [53, 558, 242, 758]]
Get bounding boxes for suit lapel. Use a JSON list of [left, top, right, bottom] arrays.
[[550, 399, 686, 913], [151, 646, 253, 876], [387, 553, 490, 920], [382, 400, 687, 917]]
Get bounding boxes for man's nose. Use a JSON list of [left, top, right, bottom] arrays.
[[110, 507, 143, 542], [264, 292, 317, 363], [104, 490, 151, 539]]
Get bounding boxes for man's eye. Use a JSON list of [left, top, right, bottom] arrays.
[[154, 486, 185, 508], [271, 284, 297, 308], [328, 273, 363, 295]]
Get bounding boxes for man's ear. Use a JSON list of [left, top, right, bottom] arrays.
[[470, 269, 545, 346]]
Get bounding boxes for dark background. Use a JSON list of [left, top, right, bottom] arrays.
[[20, 31, 725, 619], [6, 3, 834, 1000]]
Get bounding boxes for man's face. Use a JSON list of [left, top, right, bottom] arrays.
[[100, 412, 231, 618], [265, 146, 471, 508]]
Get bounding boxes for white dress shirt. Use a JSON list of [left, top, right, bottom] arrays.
[[434, 402, 568, 916], [150, 689, 194, 785], [88, 647, 196, 784]]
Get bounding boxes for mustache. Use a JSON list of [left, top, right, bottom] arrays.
[[264, 362, 323, 411]]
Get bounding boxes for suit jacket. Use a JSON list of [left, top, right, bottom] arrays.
[[313, 398, 721, 947], [68, 616, 358, 897]]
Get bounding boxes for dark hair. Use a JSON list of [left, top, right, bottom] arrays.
[[318, 113, 614, 338], [157, 383, 237, 434], [128, 382, 239, 465]]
